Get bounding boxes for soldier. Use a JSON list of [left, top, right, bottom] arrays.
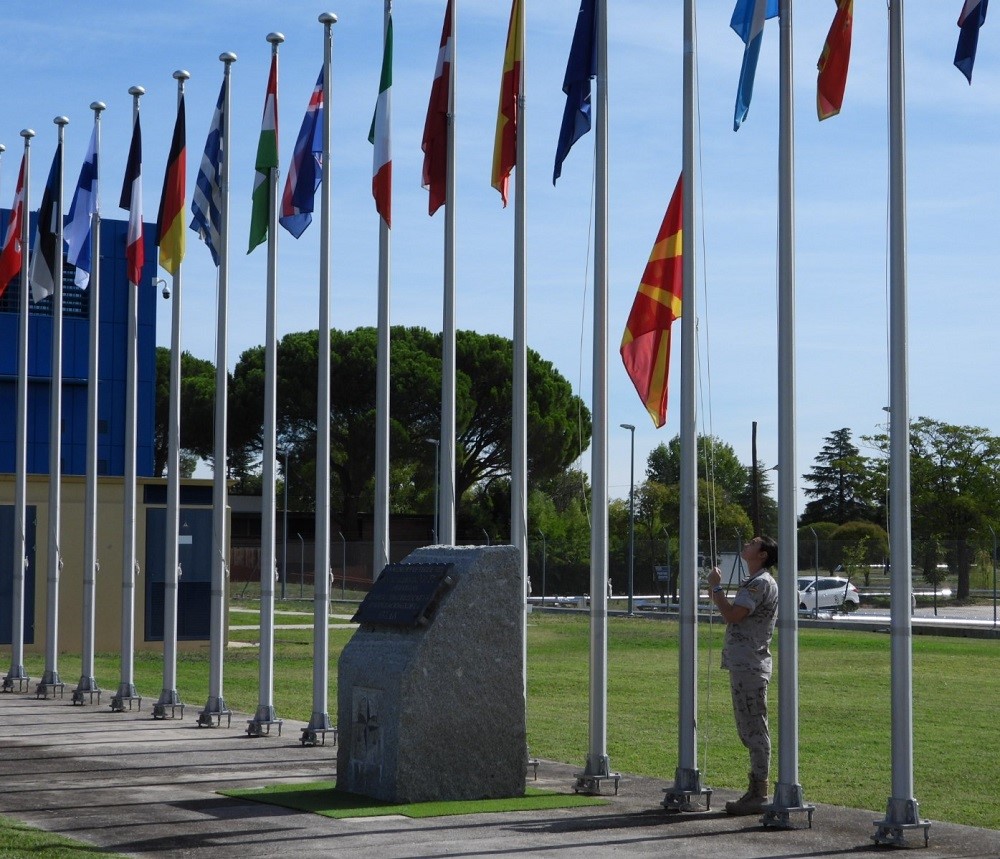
[[707, 536, 779, 816]]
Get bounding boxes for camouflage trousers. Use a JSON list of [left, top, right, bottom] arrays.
[[728, 670, 770, 783]]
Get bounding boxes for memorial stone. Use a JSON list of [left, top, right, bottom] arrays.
[[336, 545, 526, 803]]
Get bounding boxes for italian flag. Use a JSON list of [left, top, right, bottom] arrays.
[[369, 14, 393, 226], [249, 53, 279, 253]]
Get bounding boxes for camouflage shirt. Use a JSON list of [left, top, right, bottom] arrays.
[[721, 570, 778, 677]]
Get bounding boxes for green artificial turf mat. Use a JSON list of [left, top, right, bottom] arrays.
[[221, 782, 607, 819]]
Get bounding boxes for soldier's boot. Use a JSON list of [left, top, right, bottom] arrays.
[[724, 773, 769, 816]]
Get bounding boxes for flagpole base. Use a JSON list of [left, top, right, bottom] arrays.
[[872, 797, 931, 848], [197, 695, 232, 728], [2, 666, 30, 693], [662, 766, 713, 812], [36, 670, 65, 700], [761, 781, 815, 828], [247, 705, 283, 738], [111, 682, 142, 712], [300, 711, 335, 747], [152, 688, 186, 719], [72, 675, 102, 706], [574, 754, 621, 795]]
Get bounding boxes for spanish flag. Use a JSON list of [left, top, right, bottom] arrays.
[[492, 0, 522, 207], [157, 94, 186, 274], [817, 0, 853, 121], [620, 175, 682, 429]]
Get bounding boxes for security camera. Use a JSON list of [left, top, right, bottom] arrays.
[[162, 283, 170, 300]]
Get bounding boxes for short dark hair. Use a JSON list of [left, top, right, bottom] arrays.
[[757, 535, 778, 569]]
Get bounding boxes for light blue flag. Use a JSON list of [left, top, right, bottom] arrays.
[[730, 0, 778, 43], [65, 126, 98, 288], [732, 0, 777, 131], [190, 76, 225, 266]]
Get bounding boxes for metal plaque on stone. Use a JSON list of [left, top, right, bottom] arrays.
[[352, 563, 454, 629]]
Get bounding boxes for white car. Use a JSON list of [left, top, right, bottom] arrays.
[[797, 576, 860, 612]]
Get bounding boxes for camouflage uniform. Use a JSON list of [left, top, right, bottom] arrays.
[[721, 570, 778, 783]]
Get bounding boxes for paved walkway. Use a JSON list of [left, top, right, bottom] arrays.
[[1, 693, 998, 857]]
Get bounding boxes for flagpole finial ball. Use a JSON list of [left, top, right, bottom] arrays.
[[0, 145, 5, 155], [128, 86, 145, 97], [267, 32, 285, 46], [319, 12, 338, 25], [54, 116, 69, 127], [220, 52, 237, 64], [90, 102, 106, 113], [20, 129, 35, 140], [173, 69, 191, 82]]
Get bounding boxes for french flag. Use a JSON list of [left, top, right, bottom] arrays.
[[955, 0, 989, 83], [119, 114, 144, 285]]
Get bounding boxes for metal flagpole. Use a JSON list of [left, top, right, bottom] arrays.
[[154, 71, 190, 720], [250, 32, 284, 738], [576, 0, 618, 794], [511, 0, 528, 703], [2, 128, 34, 694], [764, 0, 813, 827], [200, 53, 237, 727], [663, 0, 705, 809], [873, 0, 929, 845], [38, 115, 69, 700], [303, 11, 337, 746], [439, 0, 457, 547], [112, 89, 143, 713], [373, 0, 392, 579], [74, 102, 105, 706]]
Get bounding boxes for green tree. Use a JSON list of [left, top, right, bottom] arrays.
[[153, 348, 218, 477], [831, 520, 888, 586], [646, 435, 748, 504], [801, 428, 877, 526], [865, 417, 1000, 598], [229, 327, 590, 529]]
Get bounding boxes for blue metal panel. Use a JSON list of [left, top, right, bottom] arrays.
[[0, 211, 157, 477]]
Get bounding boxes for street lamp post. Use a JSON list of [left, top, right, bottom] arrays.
[[281, 448, 289, 601], [809, 526, 820, 616], [538, 529, 547, 606], [989, 525, 998, 628], [620, 423, 636, 617], [426, 439, 440, 544]]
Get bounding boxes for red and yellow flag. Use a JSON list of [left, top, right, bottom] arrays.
[[817, 0, 853, 120], [156, 93, 186, 274], [492, 0, 522, 206], [620, 175, 683, 429]]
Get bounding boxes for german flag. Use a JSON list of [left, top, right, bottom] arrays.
[[620, 175, 683, 429], [157, 94, 186, 274]]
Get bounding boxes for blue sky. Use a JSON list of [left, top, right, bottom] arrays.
[[2, 2, 996, 508]]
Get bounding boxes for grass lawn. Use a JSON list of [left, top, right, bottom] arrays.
[[8, 611, 999, 830], [0, 815, 119, 857]]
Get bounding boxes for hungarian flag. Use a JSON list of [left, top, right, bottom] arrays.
[[620, 175, 683, 429], [249, 52, 279, 253], [492, 0, 522, 206], [119, 114, 144, 287], [817, 0, 854, 120], [422, 0, 453, 216], [0, 153, 26, 298], [280, 69, 324, 239], [157, 94, 187, 274], [955, 0, 989, 83], [29, 141, 62, 303], [369, 14, 393, 226]]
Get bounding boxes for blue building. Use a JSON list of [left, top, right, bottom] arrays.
[[0, 211, 157, 477]]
